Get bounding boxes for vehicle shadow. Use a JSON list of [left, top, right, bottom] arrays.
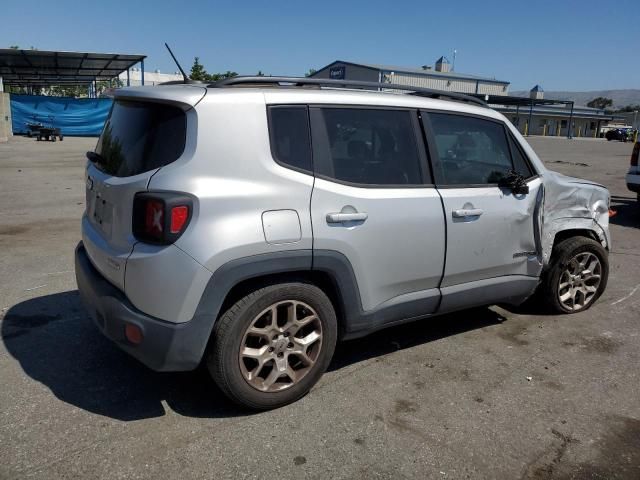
[[609, 195, 639, 229], [2, 290, 506, 420]]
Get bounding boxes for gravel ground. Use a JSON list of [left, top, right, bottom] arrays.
[[0, 135, 638, 479]]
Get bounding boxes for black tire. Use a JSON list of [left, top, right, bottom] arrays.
[[540, 236, 608, 314], [207, 282, 337, 410]]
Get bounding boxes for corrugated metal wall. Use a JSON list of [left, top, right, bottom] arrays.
[[311, 63, 510, 96], [389, 72, 508, 96]]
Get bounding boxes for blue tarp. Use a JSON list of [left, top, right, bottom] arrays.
[[10, 94, 112, 136]]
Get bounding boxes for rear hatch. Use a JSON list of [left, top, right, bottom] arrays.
[[83, 87, 204, 290]]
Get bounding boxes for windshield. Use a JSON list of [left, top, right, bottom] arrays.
[[93, 100, 186, 177]]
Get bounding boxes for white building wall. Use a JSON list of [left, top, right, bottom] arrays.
[[389, 72, 509, 96], [477, 82, 509, 96], [117, 70, 183, 86]]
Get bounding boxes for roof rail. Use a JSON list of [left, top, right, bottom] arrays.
[[209, 76, 487, 107]]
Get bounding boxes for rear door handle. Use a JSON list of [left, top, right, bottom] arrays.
[[326, 212, 368, 223], [452, 208, 484, 218]]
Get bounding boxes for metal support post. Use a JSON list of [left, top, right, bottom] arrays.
[[567, 102, 574, 139]]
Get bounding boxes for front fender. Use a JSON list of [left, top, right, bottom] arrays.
[[542, 218, 609, 265], [541, 170, 611, 264]]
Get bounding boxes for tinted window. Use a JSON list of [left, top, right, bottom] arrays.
[[94, 100, 186, 177], [428, 113, 513, 185], [312, 108, 422, 186], [268, 106, 312, 172], [508, 135, 534, 178]]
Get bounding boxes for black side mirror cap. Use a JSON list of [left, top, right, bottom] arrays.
[[498, 170, 529, 195], [512, 184, 529, 195]]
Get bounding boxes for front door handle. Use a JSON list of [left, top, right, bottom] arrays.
[[452, 208, 484, 218], [326, 212, 368, 223]]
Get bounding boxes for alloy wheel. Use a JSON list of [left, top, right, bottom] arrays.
[[557, 252, 602, 311], [239, 300, 323, 392]]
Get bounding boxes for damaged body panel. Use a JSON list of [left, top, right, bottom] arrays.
[[505, 124, 611, 268], [538, 171, 610, 264]]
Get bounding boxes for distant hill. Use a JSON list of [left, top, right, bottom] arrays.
[[510, 89, 640, 108]]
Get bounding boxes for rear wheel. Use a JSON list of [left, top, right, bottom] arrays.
[[541, 237, 608, 313], [207, 282, 337, 410]]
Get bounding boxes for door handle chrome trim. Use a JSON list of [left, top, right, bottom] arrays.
[[452, 208, 483, 218], [326, 212, 368, 223]]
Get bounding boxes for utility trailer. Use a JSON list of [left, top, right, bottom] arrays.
[[35, 116, 63, 142]]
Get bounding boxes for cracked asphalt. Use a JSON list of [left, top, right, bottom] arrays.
[[1, 135, 639, 479]]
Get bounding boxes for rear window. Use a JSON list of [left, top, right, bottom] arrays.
[[94, 100, 186, 177]]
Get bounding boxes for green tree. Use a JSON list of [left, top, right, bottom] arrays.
[[305, 68, 317, 77], [256, 70, 265, 77], [213, 70, 238, 81], [189, 57, 237, 82], [9, 45, 19, 49], [190, 57, 208, 81], [587, 97, 613, 110], [615, 104, 640, 113]]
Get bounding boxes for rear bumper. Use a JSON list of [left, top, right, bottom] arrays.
[[626, 173, 640, 193], [74, 242, 213, 372]]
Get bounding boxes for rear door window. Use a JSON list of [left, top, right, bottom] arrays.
[[310, 107, 424, 186], [94, 100, 186, 177]]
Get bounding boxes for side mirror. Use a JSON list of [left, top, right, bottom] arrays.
[[498, 171, 529, 195], [512, 183, 529, 195]]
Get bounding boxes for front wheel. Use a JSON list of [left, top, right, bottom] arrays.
[[207, 282, 337, 410], [541, 237, 609, 314]]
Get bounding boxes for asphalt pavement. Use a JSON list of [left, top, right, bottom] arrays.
[[0, 135, 638, 479]]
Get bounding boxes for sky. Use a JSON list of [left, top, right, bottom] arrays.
[[2, 0, 638, 91]]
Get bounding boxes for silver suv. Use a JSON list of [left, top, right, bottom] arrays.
[[75, 77, 611, 410]]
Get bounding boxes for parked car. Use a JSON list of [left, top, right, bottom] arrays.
[[605, 128, 631, 142], [75, 77, 611, 410], [627, 141, 640, 201]]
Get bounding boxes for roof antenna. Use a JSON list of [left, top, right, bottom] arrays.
[[164, 43, 191, 83]]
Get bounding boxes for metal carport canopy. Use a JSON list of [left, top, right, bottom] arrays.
[[0, 49, 146, 86], [470, 93, 577, 138]]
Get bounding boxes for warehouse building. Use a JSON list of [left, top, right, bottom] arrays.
[[311, 57, 510, 96], [310, 58, 615, 138]]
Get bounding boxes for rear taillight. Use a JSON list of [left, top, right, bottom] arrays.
[[170, 206, 189, 234], [133, 192, 193, 244], [631, 142, 640, 167]]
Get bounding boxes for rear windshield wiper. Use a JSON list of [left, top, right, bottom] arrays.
[[86, 151, 105, 164]]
